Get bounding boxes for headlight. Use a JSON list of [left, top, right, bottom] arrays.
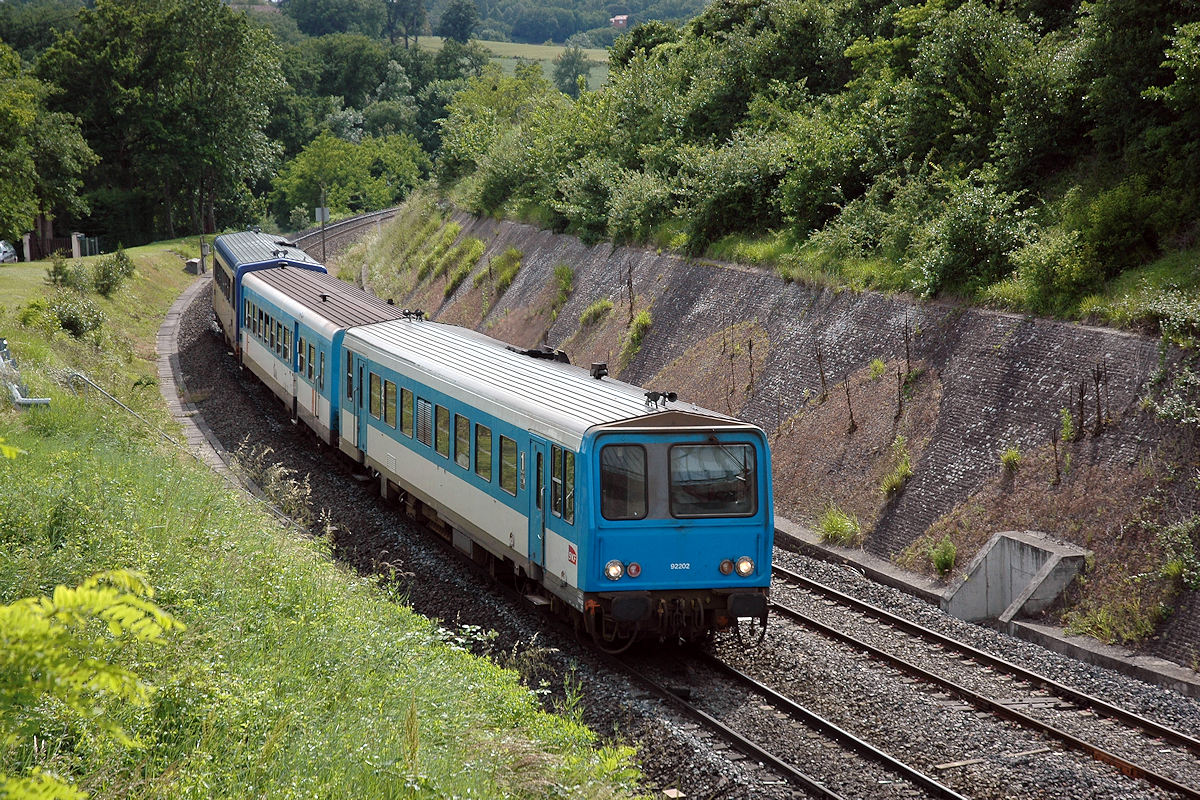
[[604, 559, 624, 580], [735, 556, 755, 577], [626, 562, 642, 578], [719, 559, 735, 576]]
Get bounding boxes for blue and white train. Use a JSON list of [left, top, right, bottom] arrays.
[[213, 230, 773, 646]]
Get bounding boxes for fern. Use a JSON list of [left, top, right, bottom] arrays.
[[1, 569, 184, 763]]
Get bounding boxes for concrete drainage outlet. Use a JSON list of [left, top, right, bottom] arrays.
[[942, 529, 1090, 628]]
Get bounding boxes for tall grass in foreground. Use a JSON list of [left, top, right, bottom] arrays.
[[0, 363, 638, 798]]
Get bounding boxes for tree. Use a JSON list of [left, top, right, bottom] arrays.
[[552, 44, 591, 97], [385, 0, 426, 47], [272, 132, 429, 224], [37, 0, 285, 239], [437, 0, 479, 43], [282, 0, 385, 37], [0, 42, 95, 244]]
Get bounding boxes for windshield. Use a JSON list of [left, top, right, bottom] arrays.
[[669, 444, 756, 517]]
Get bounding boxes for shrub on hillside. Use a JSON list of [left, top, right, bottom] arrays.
[[49, 292, 105, 338], [913, 178, 1030, 296]]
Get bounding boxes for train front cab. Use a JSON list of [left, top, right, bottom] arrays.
[[579, 413, 773, 644]]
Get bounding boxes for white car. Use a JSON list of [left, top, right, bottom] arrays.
[[0, 241, 17, 263]]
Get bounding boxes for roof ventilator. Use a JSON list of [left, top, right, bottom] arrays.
[[401, 309, 426, 321], [507, 345, 570, 364], [590, 362, 608, 379], [645, 390, 677, 409]]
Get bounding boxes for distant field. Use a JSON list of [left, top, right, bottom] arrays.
[[418, 36, 610, 89]]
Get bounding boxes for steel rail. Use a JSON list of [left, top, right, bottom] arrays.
[[773, 563, 1200, 758], [606, 652, 848, 800], [768, 594, 1200, 799], [695, 651, 968, 800], [291, 207, 400, 250]]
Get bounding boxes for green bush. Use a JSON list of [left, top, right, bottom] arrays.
[[914, 179, 1030, 296], [44, 252, 89, 291], [579, 298, 613, 326], [818, 505, 861, 547], [92, 255, 125, 297], [869, 358, 886, 379], [553, 158, 621, 246], [607, 169, 674, 244], [1000, 445, 1021, 473], [929, 536, 957, 576], [49, 292, 105, 338]]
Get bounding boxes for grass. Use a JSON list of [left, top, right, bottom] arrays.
[[818, 505, 861, 547], [879, 435, 914, 495], [0, 241, 639, 798], [580, 298, 613, 326], [551, 263, 574, 320], [417, 36, 610, 90], [618, 309, 651, 367], [1000, 445, 1021, 473], [474, 246, 523, 297], [929, 536, 957, 577]]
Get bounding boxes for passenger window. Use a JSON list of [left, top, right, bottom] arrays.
[[283, 329, 291, 360], [454, 414, 470, 469], [345, 350, 353, 399], [564, 451, 575, 524], [669, 444, 756, 517], [416, 398, 432, 446], [318, 352, 325, 390], [475, 424, 491, 480], [435, 405, 450, 457], [401, 388, 413, 436], [245, 302, 252, 328], [307, 344, 315, 379], [384, 380, 396, 427], [369, 373, 382, 419], [600, 445, 648, 520], [551, 445, 563, 518], [499, 435, 517, 496], [298, 337, 307, 374]]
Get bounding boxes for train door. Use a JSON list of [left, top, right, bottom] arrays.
[[291, 322, 299, 420], [528, 437, 548, 567], [355, 356, 368, 455], [343, 349, 359, 449]]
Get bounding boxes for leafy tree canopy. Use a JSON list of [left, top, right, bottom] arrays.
[[437, 0, 479, 42]]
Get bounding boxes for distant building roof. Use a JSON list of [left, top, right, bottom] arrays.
[[610, 14, 629, 26]]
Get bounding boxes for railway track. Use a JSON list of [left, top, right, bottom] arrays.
[[291, 207, 401, 261], [608, 647, 968, 800], [769, 562, 1200, 798]]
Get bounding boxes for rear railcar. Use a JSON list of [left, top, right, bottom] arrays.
[[211, 231, 325, 354]]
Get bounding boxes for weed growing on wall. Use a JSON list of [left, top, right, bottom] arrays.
[[579, 298, 613, 326], [929, 536, 957, 576], [880, 435, 914, 495], [1000, 445, 1021, 473], [619, 310, 651, 366], [551, 263, 574, 320], [818, 504, 861, 546]]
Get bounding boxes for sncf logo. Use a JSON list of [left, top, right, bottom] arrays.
[[567, 544, 577, 565]]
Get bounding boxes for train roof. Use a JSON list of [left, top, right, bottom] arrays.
[[345, 317, 755, 450], [214, 230, 323, 271], [248, 266, 406, 329]]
